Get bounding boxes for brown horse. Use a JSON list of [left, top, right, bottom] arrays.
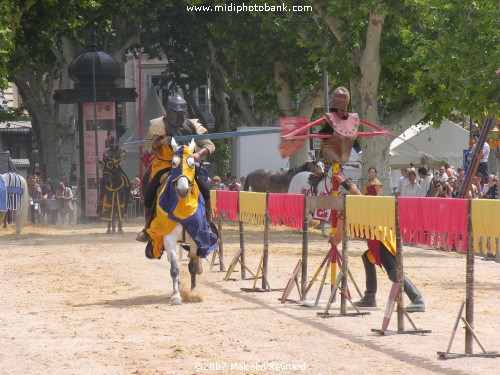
[[243, 160, 325, 193]]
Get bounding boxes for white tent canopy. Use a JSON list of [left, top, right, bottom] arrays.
[[389, 119, 469, 190], [390, 119, 469, 168]]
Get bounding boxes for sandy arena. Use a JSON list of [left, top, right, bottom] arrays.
[[1, 219, 498, 375]]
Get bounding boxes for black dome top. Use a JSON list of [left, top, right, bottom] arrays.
[[68, 50, 121, 85]]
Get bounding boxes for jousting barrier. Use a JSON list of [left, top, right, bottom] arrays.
[[210, 190, 499, 356]]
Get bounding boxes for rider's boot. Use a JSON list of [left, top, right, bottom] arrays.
[[387, 270, 425, 313], [403, 276, 425, 312], [135, 206, 152, 242], [354, 251, 378, 307]]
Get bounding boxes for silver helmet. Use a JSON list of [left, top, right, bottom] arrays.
[[166, 94, 187, 127]]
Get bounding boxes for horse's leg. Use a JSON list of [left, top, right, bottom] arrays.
[[118, 219, 123, 234], [165, 225, 183, 305], [187, 239, 202, 293], [188, 254, 198, 293], [106, 222, 111, 234], [111, 216, 116, 233]]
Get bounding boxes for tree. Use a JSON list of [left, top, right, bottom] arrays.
[[3, 0, 155, 179], [313, 0, 499, 192]]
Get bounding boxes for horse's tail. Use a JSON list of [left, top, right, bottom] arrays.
[[243, 175, 250, 191], [16, 175, 29, 234]]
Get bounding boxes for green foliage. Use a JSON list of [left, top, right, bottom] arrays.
[[0, 105, 30, 123], [207, 140, 231, 177], [405, 0, 499, 119]]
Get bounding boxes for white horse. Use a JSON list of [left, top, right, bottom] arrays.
[[288, 166, 338, 236], [0, 172, 29, 234], [146, 139, 217, 305]]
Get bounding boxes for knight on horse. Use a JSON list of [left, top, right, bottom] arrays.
[[97, 136, 134, 233], [135, 94, 215, 242]]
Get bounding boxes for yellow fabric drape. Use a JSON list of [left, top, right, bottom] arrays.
[[346, 195, 396, 245], [472, 199, 500, 254], [239, 191, 267, 224], [147, 181, 200, 259]]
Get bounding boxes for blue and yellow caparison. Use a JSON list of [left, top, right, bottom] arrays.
[[146, 141, 217, 259]]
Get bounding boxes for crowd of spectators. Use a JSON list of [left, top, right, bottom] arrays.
[[393, 132, 497, 199], [25, 171, 76, 225], [209, 174, 246, 191], [395, 164, 497, 200]]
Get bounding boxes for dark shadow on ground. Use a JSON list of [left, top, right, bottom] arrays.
[[208, 281, 470, 375]]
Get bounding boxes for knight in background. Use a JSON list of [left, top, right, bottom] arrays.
[[97, 137, 134, 205], [136, 94, 215, 242]]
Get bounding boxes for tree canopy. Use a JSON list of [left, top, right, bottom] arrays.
[[1, 0, 498, 184]]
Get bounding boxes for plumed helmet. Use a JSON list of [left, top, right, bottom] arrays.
[[110, 137, 119, 150], [166, 94, 188, 112], [329, 86, 350, 112]]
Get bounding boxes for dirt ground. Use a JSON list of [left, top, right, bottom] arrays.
[[0, 219, 498, 375]]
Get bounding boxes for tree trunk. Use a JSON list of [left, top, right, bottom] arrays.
[[210, 77, 230, 133], [274, 60, 307, 168], [53, 37, 76, 182], [181, 85, 208, 127]]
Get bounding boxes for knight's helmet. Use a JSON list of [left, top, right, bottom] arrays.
[[110, 137, 119, 151], [166, 94, 188, 127], [329, 86, 350, 112]]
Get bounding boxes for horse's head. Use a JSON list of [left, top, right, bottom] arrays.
[[170, 138, 196, 199], [309, 159, 325, 174]]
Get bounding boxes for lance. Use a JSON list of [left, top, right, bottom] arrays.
[[123, 128, 280, 146]]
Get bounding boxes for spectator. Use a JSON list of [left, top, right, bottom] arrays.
[[401, 170, 421, 196], [363, 167, 382, 196], [227, 176, 241, 192], [27, 175, 42, 224], [470, 133, 490, 179], [211, 176, 226, 191], [446, 168, 455, 180], [239, 177, 246, 191], [482, 174, 498, 199], [418, 167, 433, 197], [395, 168, 409, 195], [450, 178, 462, 198], [434, 181, 449, 198], [457, 166, 466, 182], [55, 180, 74, 225], [43, 188, 59, 225], [130, 177, 141, 197], [435, 165, 449, 183]]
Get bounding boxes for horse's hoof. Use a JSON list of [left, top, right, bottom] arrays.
[[106, 229, 111, 234], [171, 295, 182, 305], [118, 229, 124, 234], [135, 230, 150, 242]]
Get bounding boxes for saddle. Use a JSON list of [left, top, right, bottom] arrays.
[[319, 113, 360, 164]]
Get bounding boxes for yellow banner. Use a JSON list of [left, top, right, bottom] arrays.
[[472, 199, 500, 254], [239, 191, 267, 224], [346, 195, 396, 244]]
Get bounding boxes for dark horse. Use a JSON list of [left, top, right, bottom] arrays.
[[97, 156, 130, 234], [243, 160, 324, 193]]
